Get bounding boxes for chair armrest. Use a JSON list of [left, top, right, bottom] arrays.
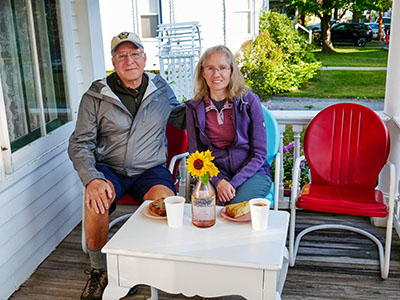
[[385, 160, 396, 227], [273, 152, 281, 210], [385, 160, 396, 211], [168, 152, 189, 174], [290, 155, 306, 207]]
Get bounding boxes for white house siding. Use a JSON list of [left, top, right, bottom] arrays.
[[0, 1, 105, 299], [99, 0, 134, 71]]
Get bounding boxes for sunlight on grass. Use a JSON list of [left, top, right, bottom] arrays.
[[312, 47, 388, 67], [282, 70, 386, 99]]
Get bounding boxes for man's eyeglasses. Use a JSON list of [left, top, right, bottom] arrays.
[[113, 51, 143, 62], [203, 66, 231, 74]]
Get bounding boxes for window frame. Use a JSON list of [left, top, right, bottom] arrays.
[[138, 0, 160, 40], [140, 13, 159, 38], [234, 0, 252, 35], [0, 0, 74, 179]]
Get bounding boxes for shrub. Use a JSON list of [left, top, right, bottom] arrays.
[[237, 11, 321, 99]]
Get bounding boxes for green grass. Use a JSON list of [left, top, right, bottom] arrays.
[[281, 70, 386, 99], [312, 46, 389, 67]]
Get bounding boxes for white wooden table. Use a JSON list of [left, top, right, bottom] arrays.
[[102, 201, 290, 300]]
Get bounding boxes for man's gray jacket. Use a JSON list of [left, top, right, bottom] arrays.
[[68, 72, 181, 186]]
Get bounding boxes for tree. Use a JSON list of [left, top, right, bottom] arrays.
[[290, 0, 347, 53], [290, 0, 391, 52], [375, 0, 392, 41]]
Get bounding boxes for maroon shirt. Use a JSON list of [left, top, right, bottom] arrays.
[[204, 96, 236, 149]]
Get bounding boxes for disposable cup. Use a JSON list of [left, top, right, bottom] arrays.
[[249, 198, 271, 231], [164, 196, 185, 228]]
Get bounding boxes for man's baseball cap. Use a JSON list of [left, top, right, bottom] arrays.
[[111, 32, 143, 54]]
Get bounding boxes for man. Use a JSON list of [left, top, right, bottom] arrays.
[[68, 32, 182, 300]]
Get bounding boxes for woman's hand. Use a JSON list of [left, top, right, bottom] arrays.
[[216, 179, 236, 203], [85, 179, 115, 214]]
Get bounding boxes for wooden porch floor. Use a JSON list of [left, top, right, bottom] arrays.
[[10, 204, 400, 300]]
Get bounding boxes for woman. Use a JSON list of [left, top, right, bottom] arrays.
[[186, 45, 271, 205]]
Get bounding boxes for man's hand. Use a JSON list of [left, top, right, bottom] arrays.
[[216, 179, 236, 203], [85, 179, 115, 214]]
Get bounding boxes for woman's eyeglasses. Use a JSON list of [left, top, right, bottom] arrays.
[[203, 66, 231, 74]]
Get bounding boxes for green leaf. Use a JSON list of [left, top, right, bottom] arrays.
[[200, 173, 209, 185]]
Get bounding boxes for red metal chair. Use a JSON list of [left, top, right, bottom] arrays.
[[288, 103, 395, 279], [82, 123, 188, 253]]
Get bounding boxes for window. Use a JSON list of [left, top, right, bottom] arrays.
[[235, 0, 251, 35], [140, 0, 159, 38], [0, 0, 70, 153], [141, 15, 158, 38]]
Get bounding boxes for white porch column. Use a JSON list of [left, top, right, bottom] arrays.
[[375, 0, 400, 233]]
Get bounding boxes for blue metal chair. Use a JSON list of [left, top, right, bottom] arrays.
[[262, 105, 281, 210]]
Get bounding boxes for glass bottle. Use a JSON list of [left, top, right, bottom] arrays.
[[191, 177, 216, 228]]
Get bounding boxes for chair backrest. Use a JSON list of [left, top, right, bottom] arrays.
[[262, 106, 280, 165], [166, 122, 188, 180], [304, 103, 390, 187]]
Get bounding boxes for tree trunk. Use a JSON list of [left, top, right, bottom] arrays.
[[321, 1, 335, 53], [378, 11, 383, 42], [352, 11, 358, 23]]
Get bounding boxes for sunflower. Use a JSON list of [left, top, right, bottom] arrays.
[[187, 150, 219, 182]]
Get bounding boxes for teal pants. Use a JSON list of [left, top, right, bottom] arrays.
[[225, 173, 272, 205]]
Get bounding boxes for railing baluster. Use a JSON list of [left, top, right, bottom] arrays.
[[278, 124, 286, 203], [293, 125, 303, 197]]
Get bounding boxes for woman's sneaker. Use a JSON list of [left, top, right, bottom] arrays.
[[81, 268, 108, 300]]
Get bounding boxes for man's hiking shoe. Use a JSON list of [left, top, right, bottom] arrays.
[[81, 268, 108, 300]]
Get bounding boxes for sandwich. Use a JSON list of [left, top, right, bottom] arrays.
[[225, 201, 250, 218], [149, 198, 166, 216]]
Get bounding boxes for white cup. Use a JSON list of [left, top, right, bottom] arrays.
[[249, 198, 271, 231], [164, 196, 185, 228]]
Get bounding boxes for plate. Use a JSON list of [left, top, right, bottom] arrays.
[[142, 203, 167, 220], [220, 207, 251, 222]]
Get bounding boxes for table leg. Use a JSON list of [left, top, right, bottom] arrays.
[[104, 254, 131, 299], [102, 285, 130, 300], [277, 247, 289, 295], [147, 287, 158, 300], [262, 270, 278, 300]]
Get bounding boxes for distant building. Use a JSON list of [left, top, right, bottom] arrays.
[[100, 0, 266, 71]]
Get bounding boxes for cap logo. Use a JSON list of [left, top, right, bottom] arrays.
[[118, 32, 130, 40]]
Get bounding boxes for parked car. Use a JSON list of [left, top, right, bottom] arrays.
[[306, 19, 338, 32], [365, 23, 385, 40], [314, 23, 373, 47]]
